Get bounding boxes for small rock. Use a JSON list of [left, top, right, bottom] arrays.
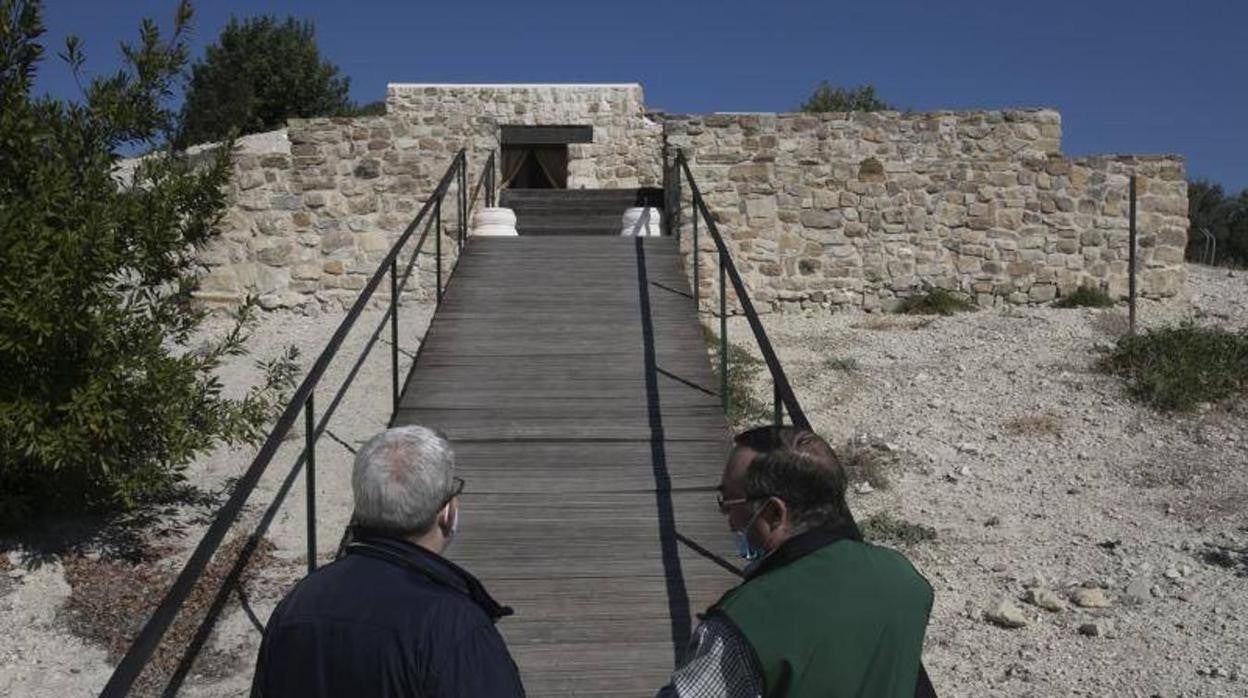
[[956, 442, 982, 455], [1164, 567, 1181, 580], [1150, 584, 1165, 598], [984, 600, 1030, 629], [1024, 587, 1064, 612], [1125, 577, 1151, 604], [1079, 621, 1110, 637], [984, 515, 1001, 527], [1071, 587, 1111, 608], [853, 482, 875, 495], [956, 465, 973, 478]]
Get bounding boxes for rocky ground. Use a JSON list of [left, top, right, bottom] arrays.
[[1, 300, 433, 697], [2, 264, 1246, 697], [726, 264, 1248, 697]]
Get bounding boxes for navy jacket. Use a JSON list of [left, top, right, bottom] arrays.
[[251, 532, 526, 697]]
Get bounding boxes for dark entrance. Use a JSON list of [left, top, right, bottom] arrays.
[[500, 125, 592, 190], [502, 145, 567, 189]]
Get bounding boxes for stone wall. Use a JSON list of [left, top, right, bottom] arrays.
[[191, 84, 664, 310], [386, 83, 663, 189], [184, 87, 1186, 313], [664, 110, 1187, 311], [195, 119, 475, 311]]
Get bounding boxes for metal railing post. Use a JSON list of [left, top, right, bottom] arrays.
[[304, 393, 317, 574], [435, 197, 443, 307], [662, 144, 670, 238], [692, 179, 699, 309], [674, 158, 682, 241], [459, 156, 467, 250], [390, 258, 399, 414], [488, 151, 496, 207], [1128, 174, 1137, 335], [719, 249, 728, 414]]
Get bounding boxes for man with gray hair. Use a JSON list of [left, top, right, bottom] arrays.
[[251, 425, 525, 697]]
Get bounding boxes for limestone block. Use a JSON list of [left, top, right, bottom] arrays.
[[254, 240, 294, 266], [321, 229, 354, 253], [799, 209, 841, 229], [254, 265, 290, 295]]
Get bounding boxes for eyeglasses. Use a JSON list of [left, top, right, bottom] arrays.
[[716, 492, 751, 514], [442, 476, 465, 507]]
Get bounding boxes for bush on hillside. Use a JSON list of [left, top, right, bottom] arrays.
[[1053, 285, 1116, 309], [1098, 323, 1248, 412], [704, 328, 772, 427], [1187, 179, 1248, 267], [177, 14, 364, 146], [799, 81, 893, 113], [894, 288, 975, 316], [0, 1, 297, 527]]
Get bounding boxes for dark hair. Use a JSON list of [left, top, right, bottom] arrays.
[[733, 425, 841, 470], [743, 450, 851, 532]]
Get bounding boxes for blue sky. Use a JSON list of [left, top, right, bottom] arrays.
[[34, 0, 1248, 189]]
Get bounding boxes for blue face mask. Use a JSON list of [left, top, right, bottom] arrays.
[[733, 504, 767, 561]]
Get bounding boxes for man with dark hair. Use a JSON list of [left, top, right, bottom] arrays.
[[657, 426, 934, 697]]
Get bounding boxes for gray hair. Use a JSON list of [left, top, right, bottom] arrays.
[[351, 425, 456, 536]]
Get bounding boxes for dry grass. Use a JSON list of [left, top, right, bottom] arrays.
[[1003, 412, 1065, 437], [1090, 311, 1131, 338], [821, 356, 860, 372], [862, 512, 937, 546], [1131, 450, 1205, 489], [852, 315, 934, 332], [62, 534, 279, 694], [838, 438, 894, 491]]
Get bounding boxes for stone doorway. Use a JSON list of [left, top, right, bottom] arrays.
[[501, 144, 567, 189], [499, 125, 592, 190]]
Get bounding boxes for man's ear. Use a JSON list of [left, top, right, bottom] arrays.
[[763, 496, 787, 532], [437, 500, 455, 534]]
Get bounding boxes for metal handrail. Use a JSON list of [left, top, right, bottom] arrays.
[[100, 148, 484, 697], [668, 147, 940, 698], [669, 149, 808, 430]]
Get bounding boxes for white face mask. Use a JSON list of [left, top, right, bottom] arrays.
[[449, 502, 459, 536]]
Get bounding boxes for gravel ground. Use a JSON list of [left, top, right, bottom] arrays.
[[1, 300, 434, 697], [722, 264, 1248, 697], [2, 264, 1246, 696]]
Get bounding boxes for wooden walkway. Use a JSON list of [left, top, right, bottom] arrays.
[[394, 236, 740, 696]]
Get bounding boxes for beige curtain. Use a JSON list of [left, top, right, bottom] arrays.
[[532, 147, 568, 189]]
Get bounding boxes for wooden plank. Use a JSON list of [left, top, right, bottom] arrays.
[[393, 236, 738, 693], [500, 125, 593, 144]]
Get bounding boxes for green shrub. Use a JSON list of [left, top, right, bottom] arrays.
[[0, 1, 297, 527], [704, 328, 772, 427], [1053, 285, 1115, 309], [894, 288, 975, 316], [799, 82, 892, 113], [1097, 323, 1248, 411], [862, 512, 936, 546], [177, 14, 356, 146]]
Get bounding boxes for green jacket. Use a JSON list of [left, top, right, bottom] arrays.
[[711, 524, 933, 697]]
